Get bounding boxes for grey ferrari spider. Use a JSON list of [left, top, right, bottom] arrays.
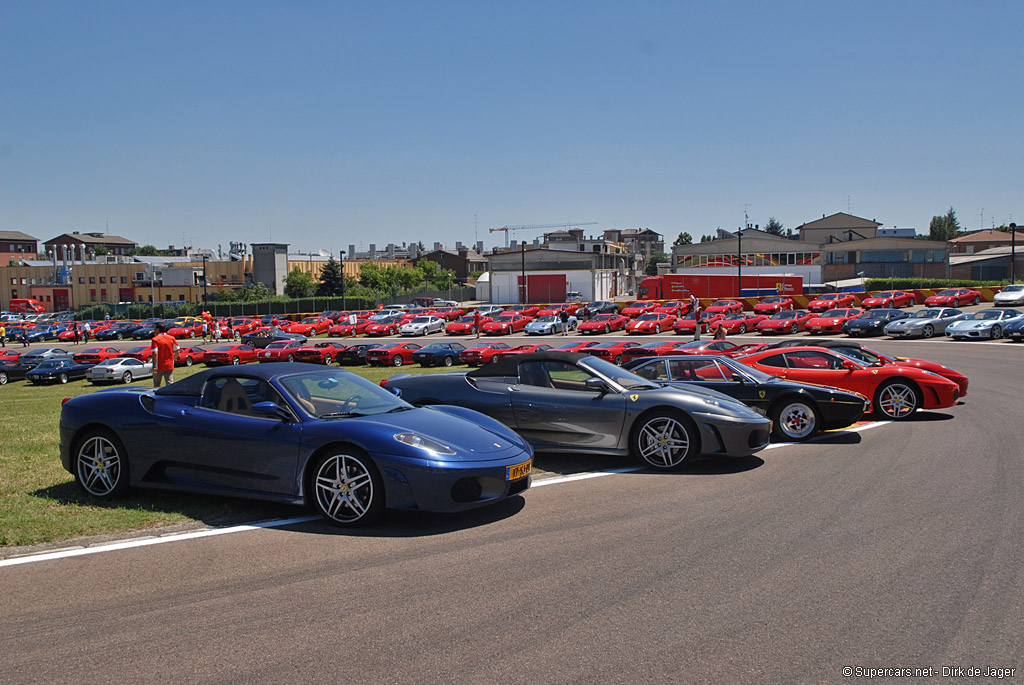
[[382, 351, 772, 471], [882, 307, 965, 339]]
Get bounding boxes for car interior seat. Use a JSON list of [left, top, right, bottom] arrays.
[[216, 379, 251, 415]]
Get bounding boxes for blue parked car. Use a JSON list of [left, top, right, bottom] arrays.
[[411, 341, 467, 367]]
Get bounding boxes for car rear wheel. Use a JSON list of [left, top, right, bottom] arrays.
[[771, 400, 818, 441], [74, 429, 130, 499], [954, 299, 961, 307], [59, 373, 68, 384], [739, 323, 746, 334], [189, 331, 195, 338], [393, 356, 404, 366], [231, 356, 240, 365], [443, 356, 454, 367], [990, 325, 1002, 339], [790, 323, 798, 334], [0, 371, 7, 385], [287, 354, 295, 362], [115, 333, 123, 340], [908, 298, 915, 306], [631, 411, 699, 470], [324, 354, 332, 364], [973, 296, 981, 305], [875, 380, 919, 420], [310, 450, 384, 526], [654, 325, 661, 334], [121, 371, 132, 384], [922, 324, 934, 338]]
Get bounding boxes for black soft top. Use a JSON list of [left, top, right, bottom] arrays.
[[153, 361, 326, 396], [466, 351, 589, 378]]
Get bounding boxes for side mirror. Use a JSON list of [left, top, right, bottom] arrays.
[[842, 360, 857, 371], [251, 401, 291, 420], [388, 386, 402, 397], [585, 377, 610, 393]]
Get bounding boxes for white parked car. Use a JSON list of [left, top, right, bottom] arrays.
[[399, 315, 446, 336], [994, 284, 1024, 306], [86, 357, 154, 384]]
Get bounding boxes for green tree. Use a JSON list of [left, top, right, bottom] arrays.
[[644, 251, 670, 276], [284, 268, 316, 298], [700, 234, 712, 243], [673, 232, 693, 246], [92, 245, 108, 256], [316, 257, 345, 296], [764, 217, 785, 236], [929, 207, 961, 241], [135, 244, 160, 256]]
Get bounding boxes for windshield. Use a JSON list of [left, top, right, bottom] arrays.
[[969, 310, 1007, 320], [410, 317, 430, 324], [937, 289, 958, 296], [912, 309, 943, 318], [579, 356, 659, 390], [711, 301, 733, 306], [772, 311, 797, 319], [761, 297, 781, 303], [536, 316, 556, 323], [830, 346, 884, 365], [37, 360, 63, 369], [277, 369, 410, 418], [638, 313, 660, 321], [1002, 285, 1024, 293], [266, 342, 290, 349], [96, 359, 122, 367]]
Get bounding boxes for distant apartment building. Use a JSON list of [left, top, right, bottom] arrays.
[[0, 231, 40, 264]]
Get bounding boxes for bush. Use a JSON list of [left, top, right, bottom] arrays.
[[865, 278, 1007, 291]]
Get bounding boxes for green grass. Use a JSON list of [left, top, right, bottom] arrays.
[[1, 359, 597, 549]]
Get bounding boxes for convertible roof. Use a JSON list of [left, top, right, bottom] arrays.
[[153, 361, 327, 396], [466, 351, 589, 378]]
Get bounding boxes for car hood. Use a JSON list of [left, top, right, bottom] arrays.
[[351, 406, 527, 460]]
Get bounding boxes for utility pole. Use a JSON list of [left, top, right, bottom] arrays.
[[520, 242, 526, 304], [340, 250, 347, 310], [1011, 224, 1017, 284], [201, 254, 208, 306]]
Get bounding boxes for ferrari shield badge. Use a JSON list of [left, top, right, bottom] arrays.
[[871, 369, 878, 374], [758, 390, 766, 398], [630, 394, 639, 402]]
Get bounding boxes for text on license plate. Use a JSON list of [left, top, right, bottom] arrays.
[[506, 459, 532, 481]]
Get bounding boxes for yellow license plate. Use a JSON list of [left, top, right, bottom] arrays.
[[506, 459, 532, 481]]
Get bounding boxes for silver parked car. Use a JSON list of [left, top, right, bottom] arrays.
[[944, 308, 1024, 340], [883, 307, 965, 338], [993, 284, 1024, 307], [86, 357, 154, 384], [525, 315, 577, 335], [399, 315, 446, 336]]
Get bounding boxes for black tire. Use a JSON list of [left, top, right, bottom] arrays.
[[231, 356, 240, 365], [654, 325, 661, 334], [74, 428, 130, 499], [393, 355, 404, 366], [954, 299, 961, 307], [739, 323, 746, 334], [990, 325, 1002, 340], [604, 324, 610, 334], [324, 354, 332, 364], [922, 324, 934, 338], [121, 371, 132, 384], [770, 399, 819, 441], [614, 354, 622, 364], [115, 333, 123, 340], [973, 296, 981, 305], [189, 330, 195, 338], [443, 356, 454, 367], [630, 410, 699, 470], [287, 354, 295, 362], [59, 373, 68, 384], [874, 379, 920, 420], [308, 448, 384, 526], [908, 298, 915, 307], [184, 355, 194, 367], [0, 371, 7, 385], [790, 323, 798, 334]]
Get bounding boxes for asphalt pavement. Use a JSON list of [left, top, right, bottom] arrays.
[[1, 338, 1022, 683]]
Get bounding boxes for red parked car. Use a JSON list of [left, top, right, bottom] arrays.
[[176, 345, 205, 367], [806, 308, 862, 335], [549, 340, 601, 354], [364, 316, 404, 337], [672, 312, 725, 335], [924, 288, 983, 307], [293, 341, 349, 364], [625, 312, 677, 334], [491, 343, 552, 361], [122, 345, 153, 363], [433, 306, 465, 321], [704, 300, 744, 315], [710, 313, 767, 335], [482, 314, 531, 335], [228, 317, 261, 335], [656, 301, 691, 316], [739, 346, 960, 420], [620, 301, 660, 318], [577, 313, 629, 334], [458, 341, 512, 366], [72, 347, 121, 364], [756, 310, 816, 335], [584, 341, 641, 364], [167, 320, 202, 339], [536, 303, 577, 317], [257, 340, 306, 362], [860, 290, 915, 309], [807, 292, 858, 312], [364, 342, 422, 367], [724, 342, 773, 357], [619, 341, 682, 362], [287, 316, 333, 336], [446, 314, 493, 335], [399, 308, 436, 323], [203, 344, 258, 366], [329, 319, 371, 336], [667, 340, 740, 356], [753, 296, 795, 315], [504, 304, 540, 318]]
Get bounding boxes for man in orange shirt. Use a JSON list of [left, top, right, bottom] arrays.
[[151, 322, 180, 387]]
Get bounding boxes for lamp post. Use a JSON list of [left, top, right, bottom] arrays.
[[201, 254, 208, 306], [520, 242, 526, 304], [339, 250, 347, 310], [1011, 223, 1017, 284]]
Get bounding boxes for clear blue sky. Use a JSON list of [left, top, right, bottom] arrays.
[[2, 1, 1021, 255]]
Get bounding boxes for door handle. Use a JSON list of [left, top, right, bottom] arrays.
[[181, 409, 193, 416]]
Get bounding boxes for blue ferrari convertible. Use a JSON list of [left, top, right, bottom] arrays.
[[59, 363, 533, 526]]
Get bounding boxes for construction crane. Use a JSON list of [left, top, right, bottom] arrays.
[[488, 222, 599, 248]]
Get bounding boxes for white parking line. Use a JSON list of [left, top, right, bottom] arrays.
[[2, 421, 893, 568]]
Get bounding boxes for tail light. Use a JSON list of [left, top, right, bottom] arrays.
[[61, 397, 72, 406]]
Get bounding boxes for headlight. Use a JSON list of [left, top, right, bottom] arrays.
[[393, 432, 456, 455]]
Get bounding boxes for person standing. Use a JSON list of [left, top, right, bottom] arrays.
[[689, 294, 701, 341], [582, 304, 590, 321], [559, 309, 569, 335], [0, 323, 5, 348], [213, 322, 222, 343], [82, 320, 91, 343], [201, 320, 209, 342], [713, 322, 727, 341], [474, 308, 481, 339], [20, 328, 29, 347], [151, 322, 179, 387]]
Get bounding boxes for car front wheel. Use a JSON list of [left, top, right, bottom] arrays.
[[630, 411, 699, 470], [922, 324, 934, 338], [771, 400, 818, 441], [310, 450, 384, 526], [991, 325, 1002, 339], [74, 429, 130, 499], [59, 373, 68, 384], [0, 371, 7, 385], [443, 356, 454, 366], [231, 356, 240, 365], [739, 323, 746, 334], [393, 356, 404, 366], [875, 380, 919, 420]]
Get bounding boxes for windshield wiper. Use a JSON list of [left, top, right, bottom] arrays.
[[318, 411, 370, 419], [385, 406, 414, 413]]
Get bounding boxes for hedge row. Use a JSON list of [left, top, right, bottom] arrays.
[[863, 278, 1007, 291]]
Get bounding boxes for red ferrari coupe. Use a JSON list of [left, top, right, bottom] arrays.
[[924, 288, 983, 307], [860, 291, 915, 309], [577, 313, 629, 334]]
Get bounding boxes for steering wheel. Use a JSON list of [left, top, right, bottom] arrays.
[[340, 395, 363, 411]]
